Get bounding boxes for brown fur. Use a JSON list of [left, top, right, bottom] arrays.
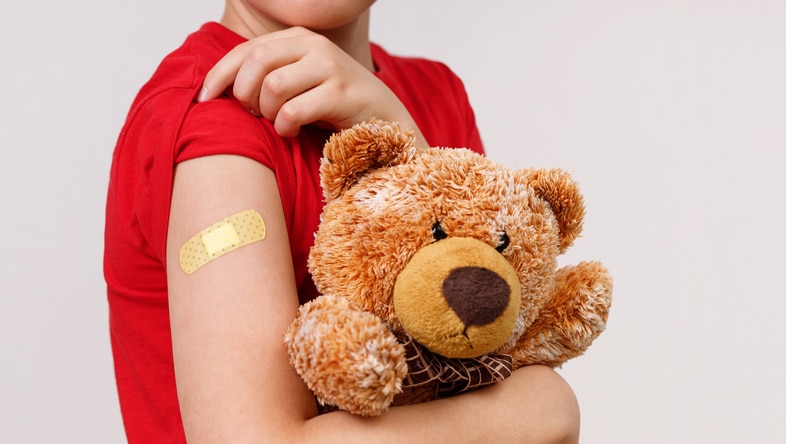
[[283, 120, 612, 416]]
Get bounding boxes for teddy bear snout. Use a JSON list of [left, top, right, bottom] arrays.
[[393, 237, 522, 359], [443, 266, 511, 328]]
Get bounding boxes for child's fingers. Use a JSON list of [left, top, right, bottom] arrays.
[[271, 87, 332, 137], [271, 77, 365, 138], [230, 44, 303, 113], [199, 40, 256, 102], [198, 27, 312, 102], [254, 61, 327, 122]]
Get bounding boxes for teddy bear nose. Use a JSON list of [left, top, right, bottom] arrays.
[[442, 266, 511, 327]]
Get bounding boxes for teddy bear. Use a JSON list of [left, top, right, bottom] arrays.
[[284, 119, 612, 416]]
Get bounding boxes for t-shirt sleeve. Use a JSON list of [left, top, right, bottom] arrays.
[[175, 96, 281, 168]]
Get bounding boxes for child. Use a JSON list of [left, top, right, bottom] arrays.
[[104, 1, 580, 442]]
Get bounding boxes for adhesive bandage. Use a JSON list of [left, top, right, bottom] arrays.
[[179, 209, 266, 274]]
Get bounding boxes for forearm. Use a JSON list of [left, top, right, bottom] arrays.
[[299, 366, 579, 444]]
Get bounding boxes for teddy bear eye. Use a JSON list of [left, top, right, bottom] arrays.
[[496, 232, 510, 253], [431, 221, 448, 242]]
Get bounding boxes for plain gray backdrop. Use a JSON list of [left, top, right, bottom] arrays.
[[2, 1, 784, 442]]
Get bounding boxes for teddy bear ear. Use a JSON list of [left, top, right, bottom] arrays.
[[320, 119, 418, 201], [522, 168, 586, 253]]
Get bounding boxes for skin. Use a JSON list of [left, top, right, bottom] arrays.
[[167, 1, 581, 442]]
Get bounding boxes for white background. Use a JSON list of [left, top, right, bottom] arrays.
[[2, 1, 784, 443]]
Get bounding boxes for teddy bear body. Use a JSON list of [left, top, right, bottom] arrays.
[[284, 120, 612, 416]]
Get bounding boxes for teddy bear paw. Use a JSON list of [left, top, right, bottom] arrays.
[[284, 294, 408, 416]]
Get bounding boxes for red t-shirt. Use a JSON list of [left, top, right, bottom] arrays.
[[104, 22, 484, 443]]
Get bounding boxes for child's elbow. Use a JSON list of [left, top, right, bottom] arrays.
[[515, 365, 581, 444], [543, 369, 581, 444]]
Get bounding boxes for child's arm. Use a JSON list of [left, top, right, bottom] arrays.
[[198, 26, 429, 149], [166, 155, 580, 443]]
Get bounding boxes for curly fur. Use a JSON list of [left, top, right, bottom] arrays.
[[284, 120, 613, 416]]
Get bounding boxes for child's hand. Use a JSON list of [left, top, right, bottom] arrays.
[[199, 26, 426, 146]]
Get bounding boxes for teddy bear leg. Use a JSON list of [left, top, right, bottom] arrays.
[[511, 261, 612, 368], [284, 294, 408, 416]]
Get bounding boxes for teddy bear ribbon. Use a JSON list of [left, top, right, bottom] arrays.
[[396, 332, 514, 399]]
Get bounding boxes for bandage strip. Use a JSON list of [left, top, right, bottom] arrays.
[[179, 209, 266, 274]]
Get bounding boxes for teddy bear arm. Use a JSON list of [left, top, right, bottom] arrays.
[[509, 261, 612, 368], [284, 294, 408, 416]]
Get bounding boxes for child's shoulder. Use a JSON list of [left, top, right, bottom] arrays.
[[134, 23, 242, 103]]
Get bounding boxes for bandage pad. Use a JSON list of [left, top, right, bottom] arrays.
[[179, 209, 266, 274]]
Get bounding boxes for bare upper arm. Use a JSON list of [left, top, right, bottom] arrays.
[[166, 154, 318, 443]]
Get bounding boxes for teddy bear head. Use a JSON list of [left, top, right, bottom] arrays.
[[308, 120, 585, 359]]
